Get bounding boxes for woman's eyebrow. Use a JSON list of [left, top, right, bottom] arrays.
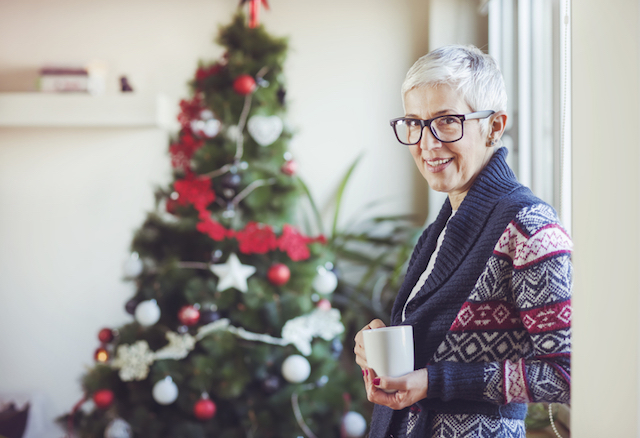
[[433, 109, 458, 116], [404, 109, 458, 118]]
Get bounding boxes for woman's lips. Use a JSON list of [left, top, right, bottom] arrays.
[[424, 157, 453, 173]]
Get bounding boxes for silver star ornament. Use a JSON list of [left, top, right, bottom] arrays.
[[210, 253, 256, 293]]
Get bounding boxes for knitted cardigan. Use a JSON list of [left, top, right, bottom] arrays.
[[368, 148, 572, 438]]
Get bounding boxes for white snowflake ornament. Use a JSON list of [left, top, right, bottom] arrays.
[[112, 340, 155, 381], [154, 331, 196, 360], [281, 309, 345, 356]]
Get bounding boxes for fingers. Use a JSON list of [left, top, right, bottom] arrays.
[[354, 320, 387, 361], [354, 319, 385, 370], [365, 369, 429, 411], [353, 335, 367, 369], [354, 319, 387, 346], [365, 369, 403, 408], [363, 367, 377, 398], [371, 374, 415, 394], [373, 375, 406, 392]]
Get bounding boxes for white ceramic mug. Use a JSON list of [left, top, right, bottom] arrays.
[[363, 325, 414, 380]]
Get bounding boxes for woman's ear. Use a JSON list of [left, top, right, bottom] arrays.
[[489, 111, 508, 142]]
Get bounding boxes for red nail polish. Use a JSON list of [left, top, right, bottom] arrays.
[[362, 370, 365, 376], [373, 378, 380, 386], [365, 369, 369, 376]]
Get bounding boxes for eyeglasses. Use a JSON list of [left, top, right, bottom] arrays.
[[390, 110, 495, 145]]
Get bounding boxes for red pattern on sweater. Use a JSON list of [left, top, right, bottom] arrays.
[[450, 301, 523, 332], [493, 222, 572, 269], [519, 301, 572, 334]]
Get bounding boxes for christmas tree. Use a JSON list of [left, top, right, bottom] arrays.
[[62, 6, 382, 438]]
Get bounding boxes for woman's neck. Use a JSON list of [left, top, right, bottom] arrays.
[[448, 191, 468, 210]]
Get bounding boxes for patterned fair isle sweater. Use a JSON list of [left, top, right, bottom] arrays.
[[368, 148, 572, 438]]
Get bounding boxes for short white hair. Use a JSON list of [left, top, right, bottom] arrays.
[[402, 45, 507, 135]]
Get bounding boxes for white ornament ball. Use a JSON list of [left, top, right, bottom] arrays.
[[342, 411, 367, 437], [104, 418, 132, 438], [123, 252, 143, 278], [281, 354, 311, 383], [152, 376, 178, 405], [312, 267, 338, 295], [191, 118, 221, 138], [200, 109, 214, 120], [135, 300, 161, 327]]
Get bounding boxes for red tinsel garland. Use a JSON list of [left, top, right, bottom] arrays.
[[174, 175, 215, 211], [196, 214, 228, 242], [171, 165, 325, 260], [177, 94, 205, 128], [169, 130, 205, 170], [170, 147, 191, 170], [195, 63, 223, 82], [194, 213, 325, 261], [235, 222, 278, 254], [277, 225, 314, 261]]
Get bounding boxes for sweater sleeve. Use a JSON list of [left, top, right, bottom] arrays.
[[484, 217, 572, 405], [425, 205, 572, 405]]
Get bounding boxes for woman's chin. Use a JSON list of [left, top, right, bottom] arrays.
[[426, 180, 451, 194]]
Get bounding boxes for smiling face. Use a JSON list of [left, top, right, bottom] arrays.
[[404, 83, 497, 209]]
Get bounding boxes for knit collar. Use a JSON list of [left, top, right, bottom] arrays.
[[391, 147, 520, 324]]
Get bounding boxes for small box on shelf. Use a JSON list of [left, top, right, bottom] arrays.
[[38, 67, 90, 93]]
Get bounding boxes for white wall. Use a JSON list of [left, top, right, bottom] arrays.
[[426, 0, 488, 225], [571, 0, 640, 436], [264, 0, 427, 224], [0, 128, 169, 437], [0, 0, 427, 432], [429, 0, 488, 49]]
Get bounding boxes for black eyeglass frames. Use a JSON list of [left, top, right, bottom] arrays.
[[390, 110, 495, 145]]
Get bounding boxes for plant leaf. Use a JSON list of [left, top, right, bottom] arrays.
[[296, 176, 324, 235], [332, 155, 363, 239]]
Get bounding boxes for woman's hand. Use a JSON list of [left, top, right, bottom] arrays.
[[353, 319, 386, 370], [354, 319, 428, 410], [364, 368, 429, 411]]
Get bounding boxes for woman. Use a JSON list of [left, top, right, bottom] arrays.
[[354, 45, 571, 438]]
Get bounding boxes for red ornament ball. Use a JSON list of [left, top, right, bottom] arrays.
[[94, 347, 110, 363], [166, 197, 179, 214], [98, 328, 114, 343], [93, 389, 114, 409], [178, 305, 201, 326], [194, 398, 217, 420], [317, 298, 332, 311], [267, 263, 291, 286], [233, 74, 256, 95], [281, 160, 297, 176]]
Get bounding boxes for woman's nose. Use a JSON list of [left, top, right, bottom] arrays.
[[419, 127, 441, 151]]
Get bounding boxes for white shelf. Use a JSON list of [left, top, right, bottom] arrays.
[[0, 92, 174, 128]]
